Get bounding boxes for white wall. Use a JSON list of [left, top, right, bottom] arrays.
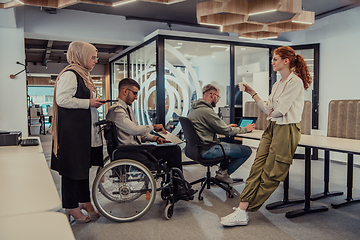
[[282, 7, 360, 134], [281, 7, 360, 164], [0, 9, 28, 137], [0, 7, 17, 28]]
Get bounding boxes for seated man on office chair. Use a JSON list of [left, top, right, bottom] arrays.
[[187, 84, 255, 184], [106, 77, 196, 200]]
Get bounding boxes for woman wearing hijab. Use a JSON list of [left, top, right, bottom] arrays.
[[51, 41, 105, 223]]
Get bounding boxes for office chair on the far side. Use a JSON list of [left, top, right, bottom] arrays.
[[179, 117, 240, 200]]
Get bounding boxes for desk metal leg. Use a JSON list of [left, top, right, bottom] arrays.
[[285, 147, 328, 218], [310, 150, 343, 201], [266, 174, 304, 210], [331, 154, 360, 208]]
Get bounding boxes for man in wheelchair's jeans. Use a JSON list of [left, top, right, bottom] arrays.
[[106, 78, 196, 201]]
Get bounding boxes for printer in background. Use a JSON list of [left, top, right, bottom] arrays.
[[0, 131, 22, 146]]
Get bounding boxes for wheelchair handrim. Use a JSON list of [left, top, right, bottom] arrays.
[[92, 159, 156, 222]]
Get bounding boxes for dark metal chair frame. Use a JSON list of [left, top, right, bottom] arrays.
[[92, 120, 193, 222], [179, 117, 242, 200]]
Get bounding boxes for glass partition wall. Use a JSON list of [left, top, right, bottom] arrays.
[[235, 46, 270, 124], [129, 41, 157, 126], [112, 56, 128, 100], [164, 40, 231, 135], [110, 33, 319, 135]]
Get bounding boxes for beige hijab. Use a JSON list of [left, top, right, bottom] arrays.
[[51, 41, 98, 156]]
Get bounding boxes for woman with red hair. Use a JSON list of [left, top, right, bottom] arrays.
[[220, 46, 312, 227]]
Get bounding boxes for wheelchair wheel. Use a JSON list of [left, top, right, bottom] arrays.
[[92, 159, 156, 222], [164, 203, 174, 220], [96, 155, 117, 202]]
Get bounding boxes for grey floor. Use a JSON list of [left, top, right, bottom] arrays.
[[40, 134, 360, 240]]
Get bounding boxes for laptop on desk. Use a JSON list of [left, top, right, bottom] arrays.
[[238, 117, 257, 127]]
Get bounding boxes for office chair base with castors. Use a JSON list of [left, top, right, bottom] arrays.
[[180, 117, 237, 201], [191, 165, 234, 200]]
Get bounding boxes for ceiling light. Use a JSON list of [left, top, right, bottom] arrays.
[[112, 0, 137, 7], [210, 45, 230, 51], [199, 22, 223, 32], [174, 46, 181, 49], [291, 20, 313, 25], [249, 9, 276, 16], [197, 0, 314, 39], [164, 0, 185, 4], [238, 37, 255, 40], [184, 54, 198, 59], [256, 36, 278, 40]]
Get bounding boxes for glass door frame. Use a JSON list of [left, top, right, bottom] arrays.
[[291, 43, 320, 129]]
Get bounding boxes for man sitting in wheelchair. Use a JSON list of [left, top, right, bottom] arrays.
[[106, 78, 196, 203]]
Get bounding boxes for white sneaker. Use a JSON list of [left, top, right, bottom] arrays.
[[215, 168, 233, 184], [220, 207, 237, 221], [220, 207, 249, 226]]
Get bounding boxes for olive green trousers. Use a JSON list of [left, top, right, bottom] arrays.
[[239, 121, 301, 212]]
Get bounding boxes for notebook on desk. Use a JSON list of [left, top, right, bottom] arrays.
[[238, 117, 257, 127]]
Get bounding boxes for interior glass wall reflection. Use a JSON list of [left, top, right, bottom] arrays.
[[112, 56, 127, 101], [129, 41, 157, 126], [165, 39, 230, 135], [235, 46, 269, 122]]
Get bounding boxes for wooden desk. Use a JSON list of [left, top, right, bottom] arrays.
[[0, 137, 43, 155], [0, 153, 61, 218], [0, 212, 75, 240], [237, 130, 360, 218]]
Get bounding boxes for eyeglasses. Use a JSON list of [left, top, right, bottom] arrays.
[[127, 88, 138, 96], [91, 56, 99, 62], [213, 93, 221, 100]]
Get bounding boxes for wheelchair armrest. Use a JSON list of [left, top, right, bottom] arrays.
[[95, 119, 111, 126], [111, 144, 160, 165]]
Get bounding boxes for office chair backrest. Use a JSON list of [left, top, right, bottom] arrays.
[[179, 117, 202, 160]]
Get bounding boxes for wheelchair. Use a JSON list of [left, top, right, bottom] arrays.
[[92, 120, 194, 222]]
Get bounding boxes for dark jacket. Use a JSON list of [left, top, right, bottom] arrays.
[[51, 70, 92, 180]]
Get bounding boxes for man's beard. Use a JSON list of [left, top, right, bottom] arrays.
[[126, 95, 134, 105], [211, 100, 216, 107]]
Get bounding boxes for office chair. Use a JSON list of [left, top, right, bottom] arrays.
[[179, 117, 237, 200]]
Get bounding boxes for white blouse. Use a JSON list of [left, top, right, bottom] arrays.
[[257, 72, 304, 125], [55, 71, 103, 147]]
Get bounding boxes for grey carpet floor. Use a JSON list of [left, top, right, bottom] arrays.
[[40, 134, 360, 240]]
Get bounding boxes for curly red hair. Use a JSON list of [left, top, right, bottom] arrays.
[[274, 46, 312, 90]]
